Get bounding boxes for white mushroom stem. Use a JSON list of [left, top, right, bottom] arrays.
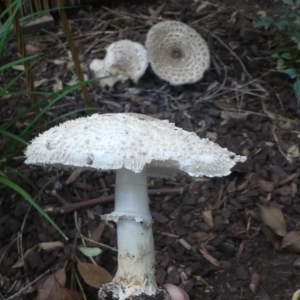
[[99, 168, 169, 299]]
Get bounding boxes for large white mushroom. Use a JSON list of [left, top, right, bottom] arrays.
[[25, 113, 246, 300], [145, 21, 210, 86], [90, 40, 148, 89]]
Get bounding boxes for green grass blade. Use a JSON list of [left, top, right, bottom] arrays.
[[0, 0, 24, 55], [0, 55, 36, 72], [0, 177, 68, 241], [3, 166, 38, 191], [0, 129, 28, 145]]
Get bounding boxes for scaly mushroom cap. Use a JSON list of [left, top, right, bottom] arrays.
[[145, 21, 210, 86], [25, 113, 246, 178], [89, 40, 148, 88]]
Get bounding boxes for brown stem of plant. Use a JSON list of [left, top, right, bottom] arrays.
[[55, 0, 91, 107], [47, 187, 186, 214], [8, 0, 40, 125]]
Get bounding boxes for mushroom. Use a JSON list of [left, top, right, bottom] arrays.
[[25, 113, 246, 300], [145, 21, 210, 85], [89, 40, 148, 89]]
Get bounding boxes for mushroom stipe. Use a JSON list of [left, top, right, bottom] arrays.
[[25, 113, 246, 300]]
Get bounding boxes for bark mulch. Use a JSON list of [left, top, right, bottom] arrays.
[[0, 0, 300, 299]]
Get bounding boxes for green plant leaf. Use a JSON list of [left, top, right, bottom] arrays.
[[277, 57, 285, 69], [281, 68, 298, 78], [281, 52, 292, 60], [0, 129, 28, 145], [254, 16, 273, 30], [275, 19, 288, 29], [282, 0, 295, 5], [78, 246, 102, 257], [0, 177, 68, 241]]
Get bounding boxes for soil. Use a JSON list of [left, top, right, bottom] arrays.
[[1, 0, 300, 300]]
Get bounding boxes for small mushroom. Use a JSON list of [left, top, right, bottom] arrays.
[[145, 21, 210, 85], [90, 40, 148, 89], [25, 113, 246, 300]]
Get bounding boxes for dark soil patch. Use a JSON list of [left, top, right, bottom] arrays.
[[1, 1, 300, 299]]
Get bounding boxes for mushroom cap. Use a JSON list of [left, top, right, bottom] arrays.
[[89, 40, 148, 88], [25, 113, 246, 178], [145, 21, 210, 86]]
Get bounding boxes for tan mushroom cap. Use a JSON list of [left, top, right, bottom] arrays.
[[89, 40, 148, 88], [145, 21, 210, 86], [25, 113, 246, 178]]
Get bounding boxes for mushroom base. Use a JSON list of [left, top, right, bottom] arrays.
[[98, 283, 170, 300]]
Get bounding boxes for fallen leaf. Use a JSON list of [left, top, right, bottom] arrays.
[[77, 261, 112, 288], [279, 173, 298, 186], [228, 41, 240, 50], [78, 246, 102, 257], [261, 224, 283, 250], [89, 221, 106, 244], [34, 78, 48, 88], [12, 65, 25, 71], [258, 204, 287, 237], [287, 145, 299, 161], [202, 210, 214, 228], [281, 231, 300, 253], [37, 268, 66, 300], [59, 285, 83, 300], [12, 246, 36, 268], [249, 272, 260, 294], [39, 241, 64, 251], [258, 180, 274, 193], [65, 169, 82, 185], [53, 78, 63, 92], [196, 1, 209, 13], [148, 2, 166, 18]]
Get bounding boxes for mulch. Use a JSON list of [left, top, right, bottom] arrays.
[[0, 0, 300, 299]]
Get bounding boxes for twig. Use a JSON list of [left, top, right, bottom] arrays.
[[74, 212, 97, 265], [4, 269, 51, 300], [46, 187, 186, 214], [272, 125, 290, 162], [203, 28, 252, 79], [82, 236, 117, 252]]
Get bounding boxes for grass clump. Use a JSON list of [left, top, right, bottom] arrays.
[[0, 0, 99, 240]]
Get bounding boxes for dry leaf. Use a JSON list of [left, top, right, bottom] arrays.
[[281, 231, 300, 253], [196, 1, 209, 13], [53, 78, 63, 92], [249, 272, 260, 294], [12, 246, 36, 268], [148, 2, 166, 18], [65, 169, 82, 185], [90, 221, 106, 244], [39, 241, 64, 251], [77, 261, 112, 288], [258, 204, 287, 237], [261, 224, 283, 250], [37, 268, 66, 300], [200, 246, 219, 267], [228, 41, 240, 50], [202, 210, 214, 228], [287, 145, 299, 161], [59, 285, 83, 300]]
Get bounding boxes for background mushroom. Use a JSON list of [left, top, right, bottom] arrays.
[[145, 21, 210, 86], [89, 39, 148, 89], [25, 113, 246, 300]]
